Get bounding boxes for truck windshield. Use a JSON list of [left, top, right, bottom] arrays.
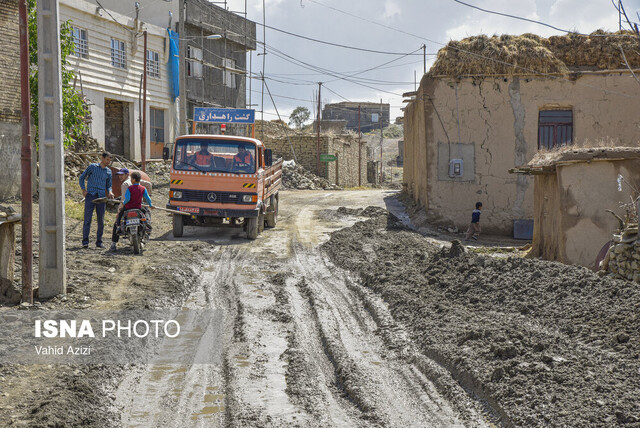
[[173, 139, 257, 174]]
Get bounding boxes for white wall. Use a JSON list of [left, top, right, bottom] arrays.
[[60, 0, 176, 160]]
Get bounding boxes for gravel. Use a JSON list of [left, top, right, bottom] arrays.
[[282, 161, 342, 190]]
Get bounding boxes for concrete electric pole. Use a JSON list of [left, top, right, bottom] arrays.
[[37, 0, 66, 297], [179, 0, 187, 135]]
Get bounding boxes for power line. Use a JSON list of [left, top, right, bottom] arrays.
[[323, 84, 351, 102], [260, 43, 405, 96], [306, 0, 639, 99], [256, 21, 424, 56], [95, 0, 136, 35], [451, 0, 631, 37]]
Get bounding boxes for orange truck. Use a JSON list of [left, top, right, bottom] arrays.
[[167, 135, 282, 239]]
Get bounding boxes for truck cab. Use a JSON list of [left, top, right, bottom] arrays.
[[167, 135, 282, 239]]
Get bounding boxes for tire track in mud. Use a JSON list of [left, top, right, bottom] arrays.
[[115, 191, 492, 427], [287, 239, 479, 427], [117, 248, 235, 428]]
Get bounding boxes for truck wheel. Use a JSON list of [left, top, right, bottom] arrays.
[[265, 195, 278, 228], [173, 214, 184, 238], [258, 212, 265, 233], [246, 216, 259, 240]]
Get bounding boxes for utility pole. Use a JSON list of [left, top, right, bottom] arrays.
[[358, 104, 361, 187], [142, 30, 147, 172], [316, 82, 322, 175], [379, 98, 383, 184], [38, 0, 66, 297], [423, 44, 426, 75], [18, 0, 32, 304], [261, 0, 266, 141], [179, 0, 187, 135]]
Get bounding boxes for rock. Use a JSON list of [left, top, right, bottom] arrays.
[[281, 161, 342, 191], [616, 333, 630, 343]]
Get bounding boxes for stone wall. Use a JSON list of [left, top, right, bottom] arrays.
[[367, 161, 379, 185], [325, 136, 367, 187], [605, 231, 640, 283], [262, 133, 367, 187]]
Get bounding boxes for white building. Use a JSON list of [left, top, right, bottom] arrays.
[[60, 0, 177, 160]]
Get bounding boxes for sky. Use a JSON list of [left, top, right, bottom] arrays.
[[220, 0, 640, 124]]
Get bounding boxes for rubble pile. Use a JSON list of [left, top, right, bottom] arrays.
[[64, 151, 102, 180], [282, 161, 342, 190], [145, 161, 172, 183], [605, 224, 640, 282], [254, 120, 293, 138], [65, 152, 138, 180]]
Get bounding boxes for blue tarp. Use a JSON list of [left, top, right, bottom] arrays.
[[168, 29, 179, 99]]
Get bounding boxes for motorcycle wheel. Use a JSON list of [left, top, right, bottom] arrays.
[[131, 232, 141, 255]]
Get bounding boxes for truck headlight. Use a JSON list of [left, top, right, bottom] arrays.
[[173, 191, 182, 199], [242, 195, 252, 202]]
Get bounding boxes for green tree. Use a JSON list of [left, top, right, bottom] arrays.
[[28, 0, 89, 147], [289, 106, 310, 129]]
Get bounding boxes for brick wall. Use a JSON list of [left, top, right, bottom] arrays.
[[325, 137, 367, 187], [263, 133, 367, 187], [0, 0, 21, 124]]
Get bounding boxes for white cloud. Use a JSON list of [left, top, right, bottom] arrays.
[[548, 0, 619, 33], [445, 0, 544, 40], [207, 0, 636, 125], [383, 1, 401, 20]]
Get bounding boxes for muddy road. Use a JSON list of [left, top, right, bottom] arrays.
[[7, 185, 629, 427], [115, 190, 490, 427]]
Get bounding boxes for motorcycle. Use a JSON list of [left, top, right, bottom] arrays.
[[119, 208, 151, 254]]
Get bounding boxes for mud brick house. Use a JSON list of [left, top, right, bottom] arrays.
[[403, 32, 640, 235], [323, 102, 390, 133], [511, 147, 640, 268], [0, 0, 22, 199]]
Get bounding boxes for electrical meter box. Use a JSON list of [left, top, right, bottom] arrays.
[[449, 159, 464, 177]]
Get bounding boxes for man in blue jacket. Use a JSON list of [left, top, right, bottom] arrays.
[[79, 152, 114, 248]]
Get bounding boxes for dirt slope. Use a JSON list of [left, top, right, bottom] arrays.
[[322, 212, 640, 426]]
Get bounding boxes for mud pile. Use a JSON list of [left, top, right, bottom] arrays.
[[1, 182, 208, 427], [282, 161, 341, 190], [323, 211, 640, 426]]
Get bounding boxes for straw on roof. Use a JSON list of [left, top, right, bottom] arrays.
[[430, 30, 640, 77]]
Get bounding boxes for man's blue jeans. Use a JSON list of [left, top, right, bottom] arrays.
[[82, 193, 106, 246]]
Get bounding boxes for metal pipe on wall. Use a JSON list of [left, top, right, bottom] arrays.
[[142, 30, 147, 172]]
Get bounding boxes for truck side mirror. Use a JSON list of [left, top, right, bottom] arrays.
[[162, 146, 170, 161], [264, 149, 273, 167]]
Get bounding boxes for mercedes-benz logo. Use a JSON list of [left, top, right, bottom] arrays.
[[207, 192, 217, 202]]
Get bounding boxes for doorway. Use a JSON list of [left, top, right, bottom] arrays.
[[104, 99, 129, 156], [150, 108, 165, 159]]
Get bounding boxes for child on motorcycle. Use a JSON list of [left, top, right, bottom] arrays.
[[110, 171, 154, 251]]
